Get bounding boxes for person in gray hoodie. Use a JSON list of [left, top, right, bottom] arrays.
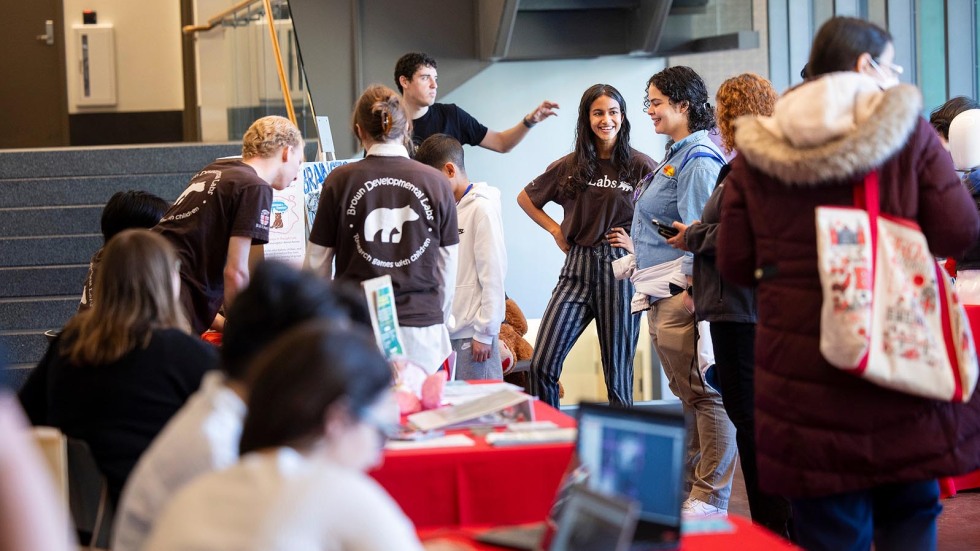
[[416, 134, 507, 380]]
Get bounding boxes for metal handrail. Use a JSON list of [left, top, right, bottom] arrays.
[[182, 0, 263, 34], [260, 0, 296, 124], [182, 0, 297, 126]]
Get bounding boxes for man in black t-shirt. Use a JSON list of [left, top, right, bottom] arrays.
[[154, 116, 305, 334], [395, 52, 560, 151]]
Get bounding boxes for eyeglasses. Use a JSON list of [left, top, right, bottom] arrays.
[[868, 57, 904, 76], [360, 394, 402, 440]]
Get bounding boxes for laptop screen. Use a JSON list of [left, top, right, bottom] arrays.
[[575, 403, 686, 546]]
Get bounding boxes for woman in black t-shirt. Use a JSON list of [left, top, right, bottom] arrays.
[[518, 84, 657, 407]]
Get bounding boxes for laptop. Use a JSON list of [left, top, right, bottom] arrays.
[[576, 402, 686, 550], [549, 486, 640, 551], [475, 481, 636, 551], [476, 403, 686, 551]]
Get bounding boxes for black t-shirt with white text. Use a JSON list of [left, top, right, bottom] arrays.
[[309, 155, 459, 327], [411, 103, 489, 148], [154, 158, 272, 333], [524, 149, 658, 248]]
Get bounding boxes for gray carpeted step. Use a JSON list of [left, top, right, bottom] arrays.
[[0, 206, 102, 238], [0, 297, 78, 331], [1, 265, 90, 298], [0, 143, 241, 179], [0, 235, 101, 267], [0, 331, 52, 365], [0, 365, 35, 392], [0, 174, 190, 208]]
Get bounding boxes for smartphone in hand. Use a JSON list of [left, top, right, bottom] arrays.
[[653, 219, 679, 239]]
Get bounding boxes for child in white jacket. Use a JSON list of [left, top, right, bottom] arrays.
[[416, 134, 508, 379]]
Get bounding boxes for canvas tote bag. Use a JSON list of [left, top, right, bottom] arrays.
[[815, 170, 978, 402]]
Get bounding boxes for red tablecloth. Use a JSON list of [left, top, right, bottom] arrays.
[[417, 515, 799, 550], [369, 399, 575, 530], [941, 305, 980, 498]]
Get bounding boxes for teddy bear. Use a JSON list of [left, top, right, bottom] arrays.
[[499, 297, 534, 376]]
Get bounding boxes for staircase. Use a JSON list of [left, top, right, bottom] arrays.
[[0, 143, 242, 389]]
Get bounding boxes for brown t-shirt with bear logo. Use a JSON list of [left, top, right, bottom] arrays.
[[154, 158, 272, 334], [525, 149, 657, 248], [309, 154, 458, 327]]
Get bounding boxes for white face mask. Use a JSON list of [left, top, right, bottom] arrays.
[[867, 57, 900, 89]]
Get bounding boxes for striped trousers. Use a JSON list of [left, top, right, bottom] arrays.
[[529, 243, 640, 407]]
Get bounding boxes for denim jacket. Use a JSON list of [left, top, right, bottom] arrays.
[[631, 130, 723, 273]]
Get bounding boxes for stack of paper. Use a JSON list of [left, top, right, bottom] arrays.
[[407, 389, 534, 431]]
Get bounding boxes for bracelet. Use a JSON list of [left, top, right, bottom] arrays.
[[522, 115, 536, 129]]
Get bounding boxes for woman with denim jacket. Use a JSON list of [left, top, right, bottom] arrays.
[[667, 74, 791, 536], [608, 66, 736, 518]]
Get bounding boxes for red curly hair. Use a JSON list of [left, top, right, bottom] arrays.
[[715, 73, 777, 154]]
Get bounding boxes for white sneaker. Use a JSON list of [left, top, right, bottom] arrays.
[[681, 497, 728, 518]]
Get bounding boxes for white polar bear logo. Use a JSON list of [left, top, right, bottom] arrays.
[[363, 205, 420, 243], [175, 181, 207, 206]]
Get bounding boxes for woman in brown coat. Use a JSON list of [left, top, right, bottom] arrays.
[[717, 17, 980, 551]]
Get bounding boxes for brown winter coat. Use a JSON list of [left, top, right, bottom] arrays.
[[717, 76, 980, 498]]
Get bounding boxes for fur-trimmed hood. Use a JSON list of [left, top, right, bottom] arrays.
[[734, 72, 922, 185]]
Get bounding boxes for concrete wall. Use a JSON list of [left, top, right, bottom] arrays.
[[667, 0, 770, 93], [62, 0, 183, 114]]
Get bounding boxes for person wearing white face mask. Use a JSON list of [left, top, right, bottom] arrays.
[[865, 53, 902, 89], [717, 16, 980, 551]]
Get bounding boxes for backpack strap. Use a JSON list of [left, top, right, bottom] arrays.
[[677, 146, 727, 173]]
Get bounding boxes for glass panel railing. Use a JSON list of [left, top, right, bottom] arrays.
[[190, 0, 315, 143]]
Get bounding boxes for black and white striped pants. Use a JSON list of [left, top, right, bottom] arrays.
[[529, 242, 640, 407]]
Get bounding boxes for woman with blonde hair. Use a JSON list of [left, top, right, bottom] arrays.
[[306, 85, 458, 373], [19, 229, 217, 505], [155, 115, 305, 334], [666, 73, 790, 536]]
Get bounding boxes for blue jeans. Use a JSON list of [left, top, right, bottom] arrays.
[[791, 480, 941, 551]]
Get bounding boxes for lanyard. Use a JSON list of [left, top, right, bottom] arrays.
[[632, 147, 677, 204]]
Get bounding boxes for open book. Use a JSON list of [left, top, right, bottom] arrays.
[[407, 389, 535, 431]]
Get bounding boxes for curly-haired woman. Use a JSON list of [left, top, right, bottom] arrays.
[[666, 73, 790, 536], [608, 66, 736, 517]]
